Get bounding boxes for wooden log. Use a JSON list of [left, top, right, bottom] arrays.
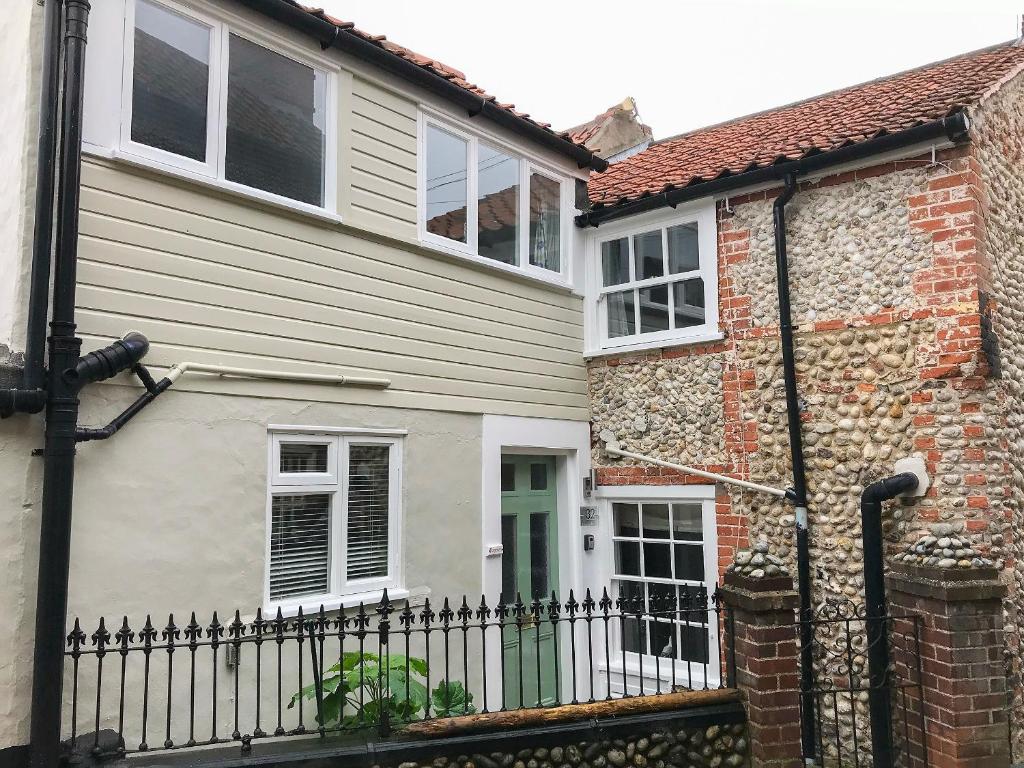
[[404, 689, 742, 738]]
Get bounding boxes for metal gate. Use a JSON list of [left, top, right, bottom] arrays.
[[797, 602, 928, 768]]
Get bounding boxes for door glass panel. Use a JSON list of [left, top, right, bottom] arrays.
[[674, 544, 705, 581], [478, 144, 519, 265], [501, 463, 515, 492], [607, 290, 636, 338], [639, 285, 670, 333], [672, 503, 703, 541], [633, 230, 664, 279], [601, 238, 630, 286], [667, 223, 699, 274], [425, 125, 468, 243], [613, 503, 640, 536], [643, 542, 672, 578], [131, 0, 210, 161], [530, 463, 548, 491], [529, 513, 550, 599], [673, 278, 706, 329], [614, 541, 640, 576], [642, 504, 671, 539], [501, 516, 516, 603]]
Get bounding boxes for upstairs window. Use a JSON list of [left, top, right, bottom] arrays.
[[420, 115, 569, 282], [122, 0, 333, 209], [590, 205, 718, 353]]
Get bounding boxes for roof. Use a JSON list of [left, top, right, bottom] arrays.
[[278, 1, 600, 167], [588, 40, 1024, 209]]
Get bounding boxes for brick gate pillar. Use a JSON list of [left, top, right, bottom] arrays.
[[887, 562, 1009, 768], [719, 572, 802, 768]]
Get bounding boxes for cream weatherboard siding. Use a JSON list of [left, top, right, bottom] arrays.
[[75, 156, 589, 420]]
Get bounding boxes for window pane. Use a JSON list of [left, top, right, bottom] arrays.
[[673, 278, 706, 329], [131, 0, 210, 161], [633, 231, 664, 280], [649, 582, 676, 613], [672, 504, 703, 541], [607, 290, 636, 338], [642, 504, 671, 539], [529, 513, 550, 600], [269, 493, 330, 600], [501, 462, 515, 492], [477, 145, 519, 265], [674, 544, 705, 581], [639, 285, 670, 333], [667, 223, 699, 273], [346, 445, 391, 580], [614, 541, 641, 576], [613, 503, 640, 537], [643, 542, 672, 578], [425, 125, 468, 243], [501, 515, 516, 604], [679, 624, 709, 664], [601, 238, 630, 286], [621, 616, 646, 654], [225, 34, 326, 205], [650, 620, 676, 659], [280, 443, 328, 473], [530, 463, 548, 491], [529, 173, 561, 272], [617, 580, 644, 611]]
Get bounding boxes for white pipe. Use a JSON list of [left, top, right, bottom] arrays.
[[164, 362, 391, 388], [603, 445, 791, 499]]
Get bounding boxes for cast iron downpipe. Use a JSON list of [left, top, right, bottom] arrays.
[[29, 1, 94, 765], [771, 173, 817, 760], [862, 472, 919, 768], [0, 0, 63, 416]]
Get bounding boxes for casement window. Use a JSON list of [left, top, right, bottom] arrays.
[[266, 431, 402, 610], [118, 0, 335, 210], [599, 487, 719, 686], [419, 114, 570, 283], [589, 204, 718, 353]]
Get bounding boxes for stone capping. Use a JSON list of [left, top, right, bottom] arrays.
[[885, 561, 1007, 602], [720, 573, 799, 612]]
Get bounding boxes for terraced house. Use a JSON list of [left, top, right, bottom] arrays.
[[1, 2, 1023, 767]]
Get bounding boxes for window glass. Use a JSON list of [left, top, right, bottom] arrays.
[[667, 223, 700, 274], [639, 285, 670, 333], [477, 145, 519, 265], [225, 34, 326, 205], [642, 505, 671, 539], [529, 172, 561, 272], [613, 503, 640, 537], [280, 443, 328, 473], [131, 0, 210, 161], [633, 231, 664, 280], [673, 279, 706, 329], [672, 503, 703, 541], [601, 238, 630, 286], [530, 463, 548, 491], [501, 463, 516, 492], [607, 291, 636, 338], [269, 493, 330, 601], [425, 125, 468, 243], [529, 513, 550, 599], [346, 445, 391, 580]]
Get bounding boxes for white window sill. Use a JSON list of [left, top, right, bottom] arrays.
[[599, 660, 719, 689], [417, 236, 578, 295], [585, 330, 726, 359], [266, 587, 410, 619], [83, 143, 344, 227]]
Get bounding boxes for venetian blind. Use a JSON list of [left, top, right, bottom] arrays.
[[269, 493, 331, 600], [346, 445, 391, 580]]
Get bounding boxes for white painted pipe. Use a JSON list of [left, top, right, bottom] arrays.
[[164, 362, 391, 388], [603, 445, 791, 499]]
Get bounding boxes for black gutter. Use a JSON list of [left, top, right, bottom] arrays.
[[0, 0, 63, 417], [772, 173, 816, 759], [577, 111, 970, 227], [239, 0, 608, 173], [28, 1, 93, 766], [861, 472, 919, 768]]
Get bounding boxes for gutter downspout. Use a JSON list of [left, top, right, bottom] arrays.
[[771, 172, 817, 761], [28, 2, 92, 765], [0, 0, 63, 416]]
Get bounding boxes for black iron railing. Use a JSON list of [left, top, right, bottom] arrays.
[[64, 586, 734, 761]]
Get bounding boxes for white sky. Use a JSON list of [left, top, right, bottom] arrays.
[[317, 0, 1022, 140]]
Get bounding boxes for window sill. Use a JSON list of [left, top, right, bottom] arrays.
[[83, 144, 344, 227], [598, 660, 718, 689], [418, 236, 578, 295], [266, 587, 410, 619], [585, 330, 726, 359]]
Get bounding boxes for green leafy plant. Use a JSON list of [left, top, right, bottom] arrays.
[[289, 651, 475, 728]]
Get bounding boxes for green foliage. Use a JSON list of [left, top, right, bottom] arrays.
[[289, 651, 475, 728]]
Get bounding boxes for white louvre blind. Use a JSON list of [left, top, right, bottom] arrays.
[[269, 493, 331, 600], [346, 445, 391, 580]]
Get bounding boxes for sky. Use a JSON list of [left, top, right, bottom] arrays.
[[316, 1, 1023, 141]]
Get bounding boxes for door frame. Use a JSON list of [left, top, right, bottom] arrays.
[[481, 415, 591, 708]]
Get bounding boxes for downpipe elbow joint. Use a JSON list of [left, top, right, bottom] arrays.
[[67, 332, 149, 390]]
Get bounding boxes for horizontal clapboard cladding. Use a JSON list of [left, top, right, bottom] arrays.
[[76, 158, 589, 420]]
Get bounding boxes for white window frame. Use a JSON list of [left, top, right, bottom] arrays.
[[266, 429, 404, 616], [586, 203, 720, 356], [417, 110, 573, 287], [115, 0, 338, 217], [593, 484, 720, 690]]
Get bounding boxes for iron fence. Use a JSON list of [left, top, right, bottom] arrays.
[[797, 601, 927, 768], [63, 586, 734, 762]]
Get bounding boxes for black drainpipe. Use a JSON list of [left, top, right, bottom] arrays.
[[0, 0, 63, 417], [28, 1, 93, 765], [771, 173, 816, 759], [861, 472, 918, 768]]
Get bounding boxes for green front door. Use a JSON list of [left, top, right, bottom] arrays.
[[500, 455, 559, 708]]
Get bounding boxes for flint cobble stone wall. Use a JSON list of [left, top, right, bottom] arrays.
[[974, 68, 1024, 757], [590, 147, 1007, 603]]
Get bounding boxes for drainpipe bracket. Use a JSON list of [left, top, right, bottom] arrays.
[[892, 456, 929, 498]]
